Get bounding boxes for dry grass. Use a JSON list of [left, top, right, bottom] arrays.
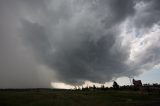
[[0, 90, 160, 106]]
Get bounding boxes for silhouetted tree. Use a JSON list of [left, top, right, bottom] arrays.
[[113, 81, 119, 89], [93, 85, 96, 89], [101, 85, 104, 89]]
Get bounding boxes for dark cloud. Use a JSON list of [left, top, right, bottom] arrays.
[[98, 0, 135, 27], [133, 0, 160, 32], [0, 0, 160, 87], [20, 0, 135, 85]]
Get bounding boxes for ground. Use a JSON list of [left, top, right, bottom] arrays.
[[0, 90, 160, 106]]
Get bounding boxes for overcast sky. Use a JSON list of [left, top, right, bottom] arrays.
[[0, 0, 160, 88]]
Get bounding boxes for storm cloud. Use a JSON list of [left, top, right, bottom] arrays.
[[0, 0, 160, 87]]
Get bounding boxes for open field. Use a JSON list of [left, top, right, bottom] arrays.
[[0, 89, 160, 106]]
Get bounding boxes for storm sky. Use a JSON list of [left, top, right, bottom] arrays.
[[0, 0, 160, 88]]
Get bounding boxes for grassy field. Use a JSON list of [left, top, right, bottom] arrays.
[[0, 90, 160, 106]]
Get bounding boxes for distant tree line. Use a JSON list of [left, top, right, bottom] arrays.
[[74, 81, 160, 94]]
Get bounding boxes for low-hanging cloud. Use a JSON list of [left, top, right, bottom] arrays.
[[0, 0, 160, 87]]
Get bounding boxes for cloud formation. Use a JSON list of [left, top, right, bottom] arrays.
[[0, 0, 160, 87]]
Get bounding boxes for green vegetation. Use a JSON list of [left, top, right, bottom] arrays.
[[0, 90, 160, 106]]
